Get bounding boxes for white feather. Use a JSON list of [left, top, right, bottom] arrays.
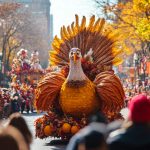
[[84, 48, 93, 58]]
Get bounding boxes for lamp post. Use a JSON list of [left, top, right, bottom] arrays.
[[133, 53, 139, 83], [0, 53, 2, 69], [0, 52, 2, 86], [141, 56, 147, 82]]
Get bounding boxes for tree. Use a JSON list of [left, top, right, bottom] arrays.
[[0, 3, 23, 72], [5, 37, 22, 69], [94, 0, 150, 56], [0, 2, 50, 73]]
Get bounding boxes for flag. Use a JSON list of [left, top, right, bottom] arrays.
[[129, 67, 135, 77], [146, 62, 150, 75]]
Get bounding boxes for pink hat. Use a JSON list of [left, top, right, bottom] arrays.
[[128, 94, 150, 123]]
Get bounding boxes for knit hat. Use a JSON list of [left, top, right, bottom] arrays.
[[128, 94, 150, 123]]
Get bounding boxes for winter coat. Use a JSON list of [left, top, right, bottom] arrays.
[[25, 99, 29, 107], [66, 123, 107, 150], [11, 99, 20, 113], [107, 124, 150, 150]]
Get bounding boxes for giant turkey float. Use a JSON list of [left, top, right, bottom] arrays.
[[34, 15, 125, 140]]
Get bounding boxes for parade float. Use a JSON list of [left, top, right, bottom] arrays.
[[11, 49, 44, 85], [11, 49, 44, 89], [10, 49, 44, 112], [34, 15, 125, 140]]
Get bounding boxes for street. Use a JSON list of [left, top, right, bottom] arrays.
[[23, 108, 129, 150]]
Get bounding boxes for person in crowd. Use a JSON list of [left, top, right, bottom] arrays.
[[89, 112, 108, 124], [3, 99, 11, 118], [27, 90, 34, 113], [8, 113, 32, 149], [67, 122, 108, 150], [11, 95, 20, 113], [26, 98, 30, 114], [21, 91, 28, 114], [0, 130, 19, 150], [89, 112, 123, 140], [0, 124, 28, 150], [67, 112, 107, 150], [21, 96, 26, 114], [107, 94, 150, 150], [12, 91, 20, 98]]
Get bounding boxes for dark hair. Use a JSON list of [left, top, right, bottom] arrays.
[[0, 134, 19, 150], [13, 93, 19, 98], [9, 113, 32, 146], [89, 112, 108, 124], [86, 131, 105, 148], [79, 130, 107, 150], [70, 122, 108, 150]]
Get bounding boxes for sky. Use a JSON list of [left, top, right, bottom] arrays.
[[50, 0, 97, 36]]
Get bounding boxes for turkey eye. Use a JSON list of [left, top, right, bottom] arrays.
[[77, 52, 80, 55], [71, 52, 73, 55]]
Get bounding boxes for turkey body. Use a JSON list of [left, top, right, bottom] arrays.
[[60, 79, 100, 117]]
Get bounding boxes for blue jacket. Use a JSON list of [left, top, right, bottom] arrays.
[[11, 100, 20, 112], [107, 124, 150, 150]]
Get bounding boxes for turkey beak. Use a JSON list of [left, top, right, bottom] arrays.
[[73, 53, 77, 62]]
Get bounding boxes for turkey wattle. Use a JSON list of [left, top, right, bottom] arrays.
[[60, 48, 100, 117]]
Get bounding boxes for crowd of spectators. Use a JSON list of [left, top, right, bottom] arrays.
[[0, 113, 32, 150], [67, 94, 150, 150], [0, 87, 34, 119], [0, 93, 150, 150]]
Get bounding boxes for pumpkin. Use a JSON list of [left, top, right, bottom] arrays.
[[62, 123, 71, 133], [71, 126, 80, 134], [44, 125, 53, 136]]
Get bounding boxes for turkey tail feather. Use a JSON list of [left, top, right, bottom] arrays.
[[49, 15, 124, 70]]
